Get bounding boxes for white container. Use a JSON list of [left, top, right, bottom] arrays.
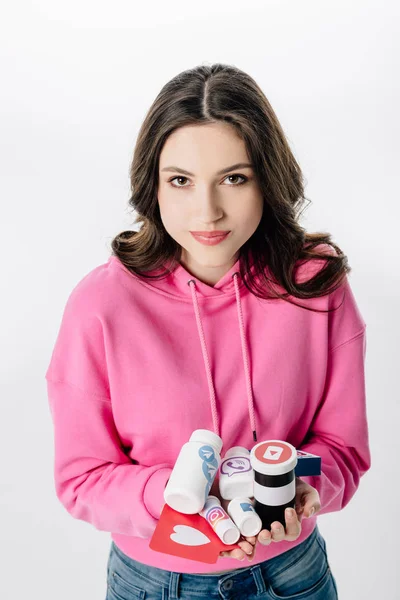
[[219, 446, 254, 500], [200, 495, 241, 545], [227, 497, 262, 537], [164, 429, 223, 514]]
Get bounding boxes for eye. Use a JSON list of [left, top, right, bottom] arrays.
[[169, 176, 190, 188], [168, 174, 248, 188], [225, 174, 247, 185]]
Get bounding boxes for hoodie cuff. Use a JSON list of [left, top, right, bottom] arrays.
[[143, 467, 173, 520]]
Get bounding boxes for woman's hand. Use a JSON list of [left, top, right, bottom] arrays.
[[218, 477, 321, 561]]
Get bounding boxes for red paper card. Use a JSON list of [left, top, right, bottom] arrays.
[[149, 503, 241, 564]]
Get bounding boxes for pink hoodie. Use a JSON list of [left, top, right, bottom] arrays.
[[45, 246, 371, 573]]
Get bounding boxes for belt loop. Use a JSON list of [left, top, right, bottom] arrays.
[[252, 564, 268, 595], [168, 572, 180, 599]]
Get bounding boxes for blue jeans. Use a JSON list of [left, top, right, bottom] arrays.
[[106, 524, 338, 599]]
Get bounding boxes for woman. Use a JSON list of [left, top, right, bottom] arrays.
[[45, 63, 371, 599]]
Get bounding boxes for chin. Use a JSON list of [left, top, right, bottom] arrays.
[[184, 248, 239, 268]]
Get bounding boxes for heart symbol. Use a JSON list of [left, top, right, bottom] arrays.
[[170, 525, 212, 547]]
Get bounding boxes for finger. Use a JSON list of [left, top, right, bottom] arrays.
[[243, 535, 257, 545], [238, 540, 255, 555], [240, 541, 256, 562], [303, 502, 320, 518], [258, 528, 272, 545], [220, 549, 246, 560], [284, 508, 302, 540], [270, 521, 286, 542], [295, 497, 306, 519]]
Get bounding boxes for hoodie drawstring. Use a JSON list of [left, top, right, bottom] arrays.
[[187, 271, 258, 445]]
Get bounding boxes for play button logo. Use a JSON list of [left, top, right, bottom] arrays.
[[254, 441, 295, 465], [263, 445, 283, 460]]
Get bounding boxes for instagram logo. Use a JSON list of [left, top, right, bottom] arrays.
[[206, 506, 228, 530]]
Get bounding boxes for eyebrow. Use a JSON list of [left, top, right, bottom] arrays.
[[160, 162, 254, 176]]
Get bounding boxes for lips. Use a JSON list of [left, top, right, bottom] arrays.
[[190, 231, 231, 246], [190, 231, 230, 238]]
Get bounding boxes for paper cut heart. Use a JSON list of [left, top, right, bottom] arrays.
[[149, 503, 241, 564], [170, 524, 211, 546]]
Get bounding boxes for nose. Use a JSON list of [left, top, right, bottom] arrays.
[[195, 187, 224, 223]]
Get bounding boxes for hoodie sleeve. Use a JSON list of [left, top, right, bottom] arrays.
[[45, 279, 172, 538], [298, 275, 371, 515]]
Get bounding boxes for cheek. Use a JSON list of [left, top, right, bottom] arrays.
[[233, 197, 263, 227], [158, 201, 187, 235]]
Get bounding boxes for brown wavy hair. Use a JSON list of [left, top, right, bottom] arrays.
[[110, 62, 351, 313]]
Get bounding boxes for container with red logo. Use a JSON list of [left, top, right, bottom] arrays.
[[250, 440, 298, 531]]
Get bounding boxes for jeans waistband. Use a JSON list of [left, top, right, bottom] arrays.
[[110, 525, 319, 599]]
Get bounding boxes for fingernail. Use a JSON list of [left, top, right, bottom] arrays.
[[286, 508, 294, 518], [309, 507, 315, 516]]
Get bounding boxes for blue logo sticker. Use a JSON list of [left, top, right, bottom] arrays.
[[240, 502, 253, 513], [198, 445, 219, 503]]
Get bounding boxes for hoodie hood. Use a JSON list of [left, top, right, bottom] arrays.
[[127, 253, 258, 299], [109, 252, 262, 443]]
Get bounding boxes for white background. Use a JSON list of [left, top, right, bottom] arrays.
[[1, 0, 398, 598]]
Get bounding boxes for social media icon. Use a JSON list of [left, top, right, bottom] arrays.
[[220, 457, 252, 477], [263, 445, 283, 460]]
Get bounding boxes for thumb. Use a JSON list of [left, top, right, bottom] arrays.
[[303, 500, 321, 518]]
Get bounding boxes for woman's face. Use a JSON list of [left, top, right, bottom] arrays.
[[157, 122, 264, 286]]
